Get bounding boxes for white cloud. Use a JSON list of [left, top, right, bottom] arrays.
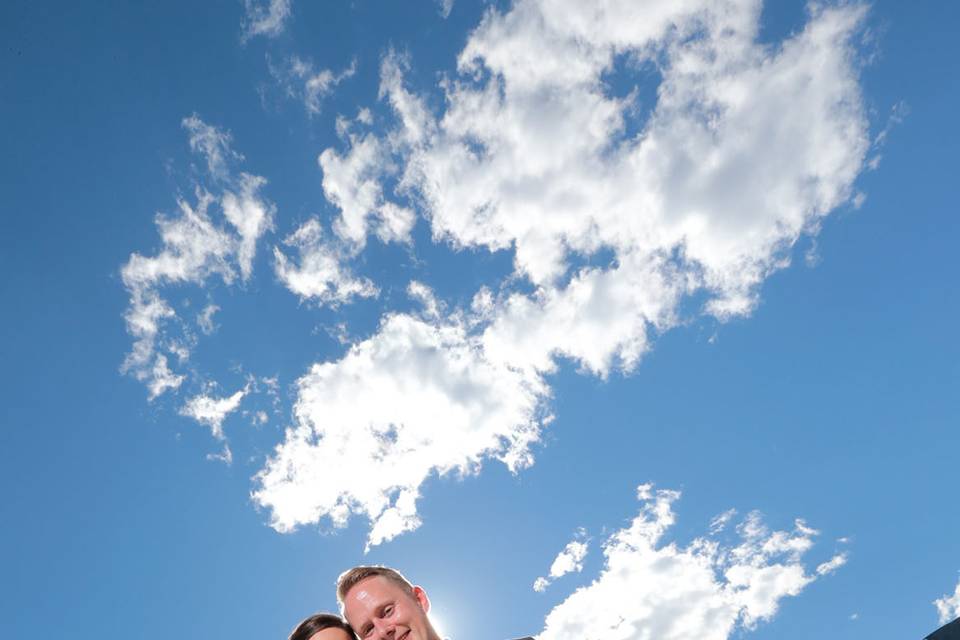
[[710, 509, 738, 535], [180, 387, 247, 441], [436, 0, 454, 19], [223, 173, 276, 279], [320, 132, 382, 245], [865, 100, 908, 172], [380, 0, 868, 371], [273, 217, 379, 305], [183, 115, 242, 180], [815, 552, 848, 576], [270, 56, 357, 116], [303, 0, 870, 383], [242, 0, 291, 41], [935, 577, 960, 625], [534, 530, 589, 592], [121, 117, 275, 399], [252, 291, 549, 549], [197, 304, 220, 335], [319, 115, 417, 248], [378, 51, 434, 149], [408, 280, 442, 320], [121, 191, 235, 398], [254, 0, 872, 545], [538, 486, 840, 640], [122, 189, 236, 291], [148, 354, 186, 399], [480, 252, 683, 376]]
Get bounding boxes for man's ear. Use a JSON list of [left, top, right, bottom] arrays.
[[412, 586, 431, 613]]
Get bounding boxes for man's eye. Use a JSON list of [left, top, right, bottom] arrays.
[[363, 627, 374, 638], [384, 606, 394, 616]]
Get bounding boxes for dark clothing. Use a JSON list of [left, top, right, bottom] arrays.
[[926, 618, 960, 640]]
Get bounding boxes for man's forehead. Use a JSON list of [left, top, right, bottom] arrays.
[[351, 575, 394, 597], [345, 576, 399, 618]]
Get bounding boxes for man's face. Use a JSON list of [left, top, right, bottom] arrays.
[[343, 576, 441, 640]]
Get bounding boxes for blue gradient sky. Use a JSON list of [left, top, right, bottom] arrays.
[[1, 2, 957, 639]]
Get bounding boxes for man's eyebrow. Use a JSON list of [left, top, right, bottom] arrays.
[[357, 598, 395, 635]]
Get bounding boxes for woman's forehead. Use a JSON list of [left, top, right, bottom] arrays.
[[308, 628, 353, 640]]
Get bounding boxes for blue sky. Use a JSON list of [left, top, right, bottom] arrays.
[[1, 1, 958, 638]]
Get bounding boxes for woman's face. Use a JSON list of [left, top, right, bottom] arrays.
[[309, 628, 355, 640]]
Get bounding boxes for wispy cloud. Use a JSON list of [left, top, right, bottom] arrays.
[[183, 115, 242, 180], [241, 0, 292, 41], [436, 0, 454, 19], [253, 0, 871, 546], [935, 576, 960, 624], [273, 218, 379, 305], [269, 55, 357, 116], [534, 529, 589, 592], [120, 117, 275, 399], [867, 100, 909, 170], [538, 485, 842, 640], [180, 386, 247, 441], [319, 110, 417, 249], [179, 385, 248, 463], [815, 552, 849, 576], [710, 508, 738, 535], [197, 304, 220, 335]]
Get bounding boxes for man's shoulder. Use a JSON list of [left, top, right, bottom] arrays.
[[926, 618, 960, 640]]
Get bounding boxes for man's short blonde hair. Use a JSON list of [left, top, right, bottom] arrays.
[[336, 565, 415, 608]]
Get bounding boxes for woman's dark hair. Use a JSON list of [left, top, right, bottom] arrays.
[[289, 612, 356, 640]]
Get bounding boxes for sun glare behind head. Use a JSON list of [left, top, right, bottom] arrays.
[[429, 609, 450, 640]]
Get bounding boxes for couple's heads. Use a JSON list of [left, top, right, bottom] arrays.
[[337, 566, 442, 640], [290, 566, 442, 640]]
